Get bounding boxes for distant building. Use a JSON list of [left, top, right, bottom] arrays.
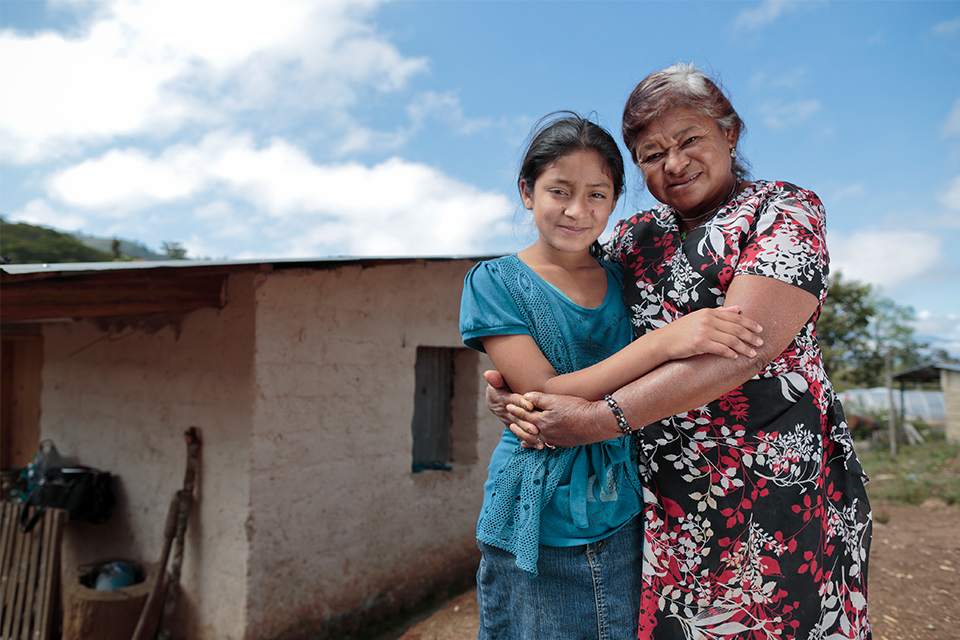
[[841, 388, 946, 425], [1, 256, 502, 639], [892, 363, 960, 444]]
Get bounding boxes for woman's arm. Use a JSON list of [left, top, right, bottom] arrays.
[[505, 274, 818, 447], [482, 305, 763, 399]]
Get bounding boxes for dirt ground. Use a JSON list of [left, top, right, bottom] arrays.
[[394, 500, 960, 640], [868, 500, 960, 640]]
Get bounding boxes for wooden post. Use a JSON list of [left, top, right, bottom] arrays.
[[886, 348, 897, 457]]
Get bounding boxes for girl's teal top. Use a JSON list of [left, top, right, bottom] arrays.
[[459, 254, 643, 576]]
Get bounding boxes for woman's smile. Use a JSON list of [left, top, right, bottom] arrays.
[[666, 172, 702, 190]]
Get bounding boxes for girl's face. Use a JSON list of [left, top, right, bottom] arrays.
[[521, 149, 618, 257]]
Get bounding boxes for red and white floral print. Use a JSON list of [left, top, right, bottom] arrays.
[[604, 180, 872, 639]]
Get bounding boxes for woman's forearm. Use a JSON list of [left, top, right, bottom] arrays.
[[607, 352, 763, 430], [612, 274, 817, 430], [541, 306, 763, 401], [511, 274, 819, 447]]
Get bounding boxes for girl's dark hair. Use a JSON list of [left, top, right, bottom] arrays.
[[622, 63, 750, 179], [518, 112, 625, 200]]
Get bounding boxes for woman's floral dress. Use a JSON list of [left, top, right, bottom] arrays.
[[603, 180, 872, 639]]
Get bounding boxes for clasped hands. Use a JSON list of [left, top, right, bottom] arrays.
[[483, 370, 617, 450]]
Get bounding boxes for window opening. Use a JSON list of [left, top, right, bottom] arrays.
[[411, 347, 453, 472]]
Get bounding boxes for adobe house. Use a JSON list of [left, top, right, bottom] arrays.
[[893, 363, 960, 445], [1, 256, 502, 639]]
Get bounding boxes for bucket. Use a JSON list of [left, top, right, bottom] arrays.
[[62, 560, 164, 640]]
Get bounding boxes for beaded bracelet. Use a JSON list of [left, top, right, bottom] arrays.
[[604, 394, 631, 435]]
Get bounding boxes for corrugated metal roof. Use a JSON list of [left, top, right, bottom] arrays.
[[0, 254, 500, 323], [0, 254, 500, 281], [2, 258, 262, 274], [893, 363, 960, 381]]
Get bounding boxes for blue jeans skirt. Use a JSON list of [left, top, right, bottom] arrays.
[[476, 515, 642, 640]]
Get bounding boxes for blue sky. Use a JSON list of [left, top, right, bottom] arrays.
[[1, 0, 959, 356]]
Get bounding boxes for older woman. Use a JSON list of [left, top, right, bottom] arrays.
[[498, 64, 872, 639]]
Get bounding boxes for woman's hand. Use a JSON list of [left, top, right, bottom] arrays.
[[506, 391, 620, 448], [661, 305, 763, 360], [485, 371, 605, 449]]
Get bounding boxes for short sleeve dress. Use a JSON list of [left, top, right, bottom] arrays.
[[603, 180, 872, 639]]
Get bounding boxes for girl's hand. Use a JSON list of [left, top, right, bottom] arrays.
[[485, 370, 550, 449], [484, 370, 534, 427], [662, 305, 763, 360]]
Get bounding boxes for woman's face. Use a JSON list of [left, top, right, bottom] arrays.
[[634, 106, 738, 217]]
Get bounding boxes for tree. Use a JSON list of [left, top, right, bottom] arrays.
[[818, 272, 953, 389], [161, 241, 188, 260], [817, 274, 874, 381]]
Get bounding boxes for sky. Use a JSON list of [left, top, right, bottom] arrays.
[[1, 0, 959, 357]]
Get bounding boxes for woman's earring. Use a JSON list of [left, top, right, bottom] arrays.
[[730, 148, 736, 159]]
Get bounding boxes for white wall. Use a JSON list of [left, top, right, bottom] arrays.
[[31, 259, 504, 639], [245, 260, 502, 639], [39, 273, 258, 639], [943, 369, 960, 445]]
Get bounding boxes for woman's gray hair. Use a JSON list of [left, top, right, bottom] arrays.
[[622, 63, 750, 179]]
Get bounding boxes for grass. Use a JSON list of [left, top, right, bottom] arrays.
[[855, 436, 960, 511]]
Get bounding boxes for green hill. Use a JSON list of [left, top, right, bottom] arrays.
[[1, 219, 114, 264], [0, 219, 168, 264]]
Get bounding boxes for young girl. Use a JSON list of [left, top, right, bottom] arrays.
[[459, 113, 763, 639]]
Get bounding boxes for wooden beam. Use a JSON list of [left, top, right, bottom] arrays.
[[1, 273, 227, 322]]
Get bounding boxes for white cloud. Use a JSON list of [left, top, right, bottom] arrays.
[[0, 23, 194, 162], [43, 131, 515, 258], [735, 0, 822, 30], [47, 143, 208, 212], [408, 91, 491, 135], [0, 0, 427, 164], [827, 182, 865, 203], [944, 97, 960, 137], [913, 309, 960, 336], [8, 199, 89, 231], [192, 201, 253, 241], [933, 18, 960, 36], [912, 310, 960, 358], [749, 68, 809, 89], [758, 99, 821, 129], [334, 124, 413, 156], [939, 174, 960, 212], [330, 91, 491, 155], [828, 229, 942, 291], [866, 31, 886, 46]]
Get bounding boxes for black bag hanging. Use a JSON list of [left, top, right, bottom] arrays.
[[19, 466, 115, 533]]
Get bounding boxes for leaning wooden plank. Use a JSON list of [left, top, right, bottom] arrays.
[[3, 507, 29, 639], [0, 502, 18, 624], [36, 509, 65, 640], [1, 502, 16, 574], [27, 511, 50, 640], [10, 507, 35, 639], [0, 504, 13, 634], [24, 512, 46, 640], [34, 512, 52, 640]]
